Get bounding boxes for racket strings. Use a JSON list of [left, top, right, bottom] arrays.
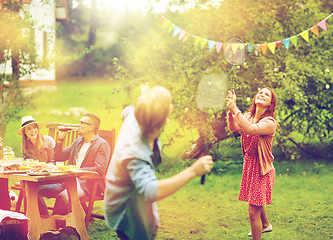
[[224, 38, 247, 65], [196, 74, 228, 113]]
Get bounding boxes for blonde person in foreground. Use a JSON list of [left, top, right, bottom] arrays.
[[226, 88, 277, 240], [104, 86, 213, 240]]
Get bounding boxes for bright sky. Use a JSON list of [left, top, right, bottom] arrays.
[[74, 0, 217, 14], [94, 0, 172, 13], [96, 0, 198, 14]]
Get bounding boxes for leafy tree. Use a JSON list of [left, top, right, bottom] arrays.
[[0, 0, 47, 138], [56, 0, 333, 159], [120, 0, 333, 159]]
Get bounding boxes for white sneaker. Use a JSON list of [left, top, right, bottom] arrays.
[[248, 224, 273, 236]]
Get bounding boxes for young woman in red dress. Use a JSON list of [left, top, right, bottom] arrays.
[[226, 88, 277, 240]]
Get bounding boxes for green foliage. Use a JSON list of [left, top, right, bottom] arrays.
[[209, 137, 243, 174], [311, 162, 326, 174], [55, 0, 333, 159], [155, 1, 333, 159]]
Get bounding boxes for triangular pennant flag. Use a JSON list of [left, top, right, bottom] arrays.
[[194, 37, 201, 47], [173, 26, 180, 37], [255, 45, 260, 56], [216, 42, 223, 53], [310, 25, 319, 36], [239, 43, 245, 50], [300, 30, 309, 42], [208, 40, 215, 51], [182, 33, 190, 42], [259, 44, 268, 56], [276, 40, 282, 49], [283, 38, 290, 49], [162, 19, 170, 29], [267, 42, 276, 54], [222, 42, 227, 50], [318, 20, 327, 31], [248, 44, 254, 53], [168, 23, 174, 33], [179, 29, 186, 40], [290, 35, 298, 47], [200, 39, 208, 49], [158, 15, 165, 25]]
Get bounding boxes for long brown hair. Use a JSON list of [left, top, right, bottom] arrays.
[[22, 124, 45, 154], [247, 87, 277, 120]]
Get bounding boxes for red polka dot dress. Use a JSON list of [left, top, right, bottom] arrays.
[[238, 133, 275, 206]]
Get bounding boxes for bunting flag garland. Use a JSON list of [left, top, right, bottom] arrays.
[[183, 32, 190, 42], [248, 44, 254, 53], [276, 40, 282, 49], [194, 36, 201, 47], [290, 35, 298, 47], [318, 20, 327, 31], [259, 44, 268, 56], [283, 38, 290, 49], [158, 15, 164, 25], [310, 25, 319, 36], [268, 42, 276, 54], [300, 30, 309, 42], [216, 42, 223, 53], [179, 29, 185, 40], [158, 13, 332, 56], [173, 26, 180, 37], [200, 39, 208, 49]]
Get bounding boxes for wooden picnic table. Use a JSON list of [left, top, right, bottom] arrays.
[[0, 170, 98, 240]]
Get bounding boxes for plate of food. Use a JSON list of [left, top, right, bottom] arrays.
[[2, 164, 21, 171], [27, 170, 51, 176], [27, 165, 51, 176], [3, 170, 28, 174], [0, 164, 27, 174]]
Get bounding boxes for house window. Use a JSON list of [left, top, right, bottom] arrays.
[[43, 31, 48, 61]]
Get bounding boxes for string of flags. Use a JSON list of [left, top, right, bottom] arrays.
[[158, 13, 333, 56]]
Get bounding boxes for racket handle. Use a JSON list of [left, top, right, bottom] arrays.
[[201, 174, 206, 185], [200, 144, 208, 185]]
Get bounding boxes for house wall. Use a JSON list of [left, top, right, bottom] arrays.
[[0, 0, 56, 85]]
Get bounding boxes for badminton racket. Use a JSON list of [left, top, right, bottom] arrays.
[[196, 73, 228, 184], [224, 38, 247, 90]]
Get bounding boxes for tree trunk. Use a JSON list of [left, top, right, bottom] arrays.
[[0, 48, 20, 137], [181, 111, 232, 159], [287, 137, 332, 159], [88, 0, 97, 47]]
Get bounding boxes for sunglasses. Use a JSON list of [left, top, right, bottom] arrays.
[[79, 120, 92, 126]]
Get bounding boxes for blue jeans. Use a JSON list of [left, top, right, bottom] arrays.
[[38, 180, 86, 216]]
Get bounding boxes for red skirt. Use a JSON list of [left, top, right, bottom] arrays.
[[238, 134, 275, 206]]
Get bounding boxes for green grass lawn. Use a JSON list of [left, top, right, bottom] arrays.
[[80, 160, 332, 240], [3, 80, 196, 159], [5, 80, 333, 239]]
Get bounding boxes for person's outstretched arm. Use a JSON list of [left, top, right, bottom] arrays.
[[157, 155, 213, 201]]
